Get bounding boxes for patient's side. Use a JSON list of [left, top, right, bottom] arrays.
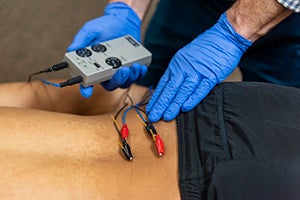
[[0, 81, 180, 200], [0, 80, 132, 115]]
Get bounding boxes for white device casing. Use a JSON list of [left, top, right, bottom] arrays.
[[63, 35, 152, 87]]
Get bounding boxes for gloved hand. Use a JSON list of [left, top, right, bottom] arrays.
[[67, 2, 147, 98], [79, 63, 148, 98], [146, 12, 253, 122]]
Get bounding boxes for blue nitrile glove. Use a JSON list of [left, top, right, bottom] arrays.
[[79, 64, 148, 98], [67, 2, 147, 98], [146, 12, 253, 122]]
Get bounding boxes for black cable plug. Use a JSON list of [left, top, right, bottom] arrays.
[[45, 61, 69, 72], [59, 76, 83, 87], [27, 61, 69, 82]]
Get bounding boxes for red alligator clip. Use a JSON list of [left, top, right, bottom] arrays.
[[154, 134, 164, 156], [121, 124, 129, 139]]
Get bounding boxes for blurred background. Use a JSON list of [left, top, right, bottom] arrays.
[[0, 0, 240, 84], [0, 0, 158, 83]]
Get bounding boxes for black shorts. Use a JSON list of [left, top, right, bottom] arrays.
[[177, 82, 300, 200]]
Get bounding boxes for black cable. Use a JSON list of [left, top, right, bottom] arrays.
[[112, 102, 134, 161], [113, 103, 129, 139], [111, 89, 154, 161], [132, 105, 147, 114], [125, 93, 134, 106], [27, 61, 69, 82]]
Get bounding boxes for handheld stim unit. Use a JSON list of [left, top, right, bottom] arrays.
[[63, 35, 152, 87]]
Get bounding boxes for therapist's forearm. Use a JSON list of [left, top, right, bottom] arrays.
[[109, 0, 152, 20], [226, 0, 292, 41]]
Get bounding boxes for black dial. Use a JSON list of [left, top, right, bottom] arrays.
[[105, 57, 122, 69], [91, 44, 107, 53], [76, 48, 92, 57]]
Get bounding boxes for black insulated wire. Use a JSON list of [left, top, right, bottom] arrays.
[[111, 88, 155, 161], [113, 103, 129, 139], [27, 61, 69, 82], [112, 103, 134, 161], [145, 121, 157, 135]]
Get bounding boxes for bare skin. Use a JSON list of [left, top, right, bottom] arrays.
[[0, 81, 179, 200], [109, 0, 152, 20], [226, 0, 293, 41], [1, 1, 295, 198], [110, 0, 293, 41]]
